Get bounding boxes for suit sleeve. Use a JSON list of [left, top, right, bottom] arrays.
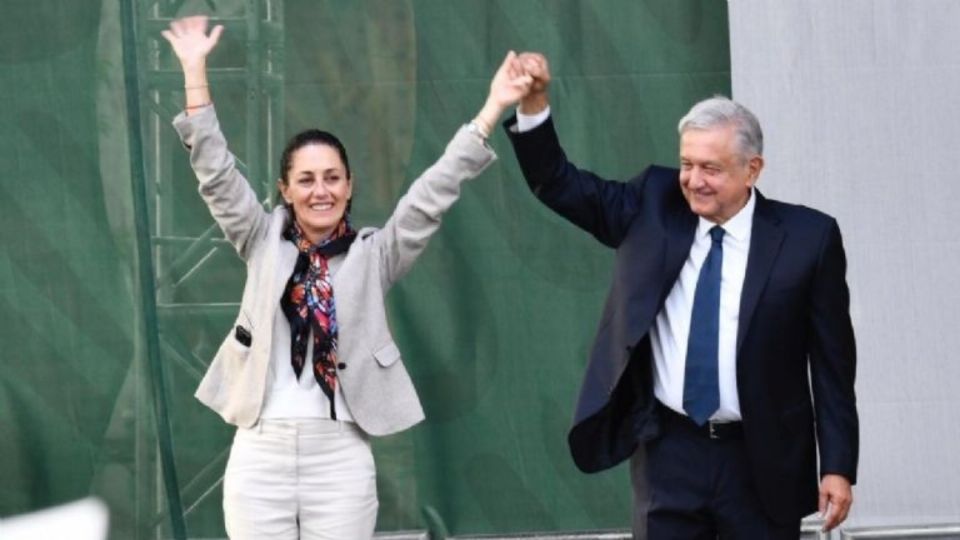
[[172, 106, 270, 261], [376, 125, 496, 290], [809, 219, 859, 483], [503, 114, 641, 248]]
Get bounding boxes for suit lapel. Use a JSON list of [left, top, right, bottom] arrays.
[[737, 192, 784, 355]]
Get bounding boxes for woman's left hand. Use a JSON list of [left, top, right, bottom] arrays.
[[473, 51, 534, 136], [488, 50, 534, 109]]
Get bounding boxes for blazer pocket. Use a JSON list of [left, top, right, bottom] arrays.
[[373, 342, 401, 367], [221, 326, 252, 363], [215, 333, 252, 388]]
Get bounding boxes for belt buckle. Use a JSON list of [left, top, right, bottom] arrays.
[[708, 421, 719, 440]]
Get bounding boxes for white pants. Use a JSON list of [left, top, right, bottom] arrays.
[[223, 419, 378, 540]]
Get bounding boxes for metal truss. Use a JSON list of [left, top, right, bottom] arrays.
[[128, 0, 285, 537]]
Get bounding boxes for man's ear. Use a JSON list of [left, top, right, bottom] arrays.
[[747, 155, 764, 187]]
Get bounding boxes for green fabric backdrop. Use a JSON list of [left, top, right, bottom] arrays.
[[0, 1, 729, 537]]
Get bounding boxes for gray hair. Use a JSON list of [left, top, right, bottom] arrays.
[[677, 96, 763, 160]]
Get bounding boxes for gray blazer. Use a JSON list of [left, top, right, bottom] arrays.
[[173, 107, 496, 436]]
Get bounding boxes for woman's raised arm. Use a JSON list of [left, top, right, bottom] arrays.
[[161, 15, 223, 115]]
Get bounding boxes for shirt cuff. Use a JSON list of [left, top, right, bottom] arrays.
[[516, 106, 551, 133]]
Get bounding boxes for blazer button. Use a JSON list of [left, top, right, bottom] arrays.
[[337, 362, 347, 370]]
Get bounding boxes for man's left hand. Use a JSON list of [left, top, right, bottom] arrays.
[[819, 474, 853, 531]]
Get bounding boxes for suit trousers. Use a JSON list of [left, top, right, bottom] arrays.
[[634, 407, 800, 540], [223, 418, 378, 539]]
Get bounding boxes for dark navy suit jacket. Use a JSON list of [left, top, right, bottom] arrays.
[[505, 116, 858, 524]]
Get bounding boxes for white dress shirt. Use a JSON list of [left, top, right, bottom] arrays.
[[515, 107, 754, 422], [261, 259, 355, 421], [515, 106, 552, 132], [651, 196, 754, 421]]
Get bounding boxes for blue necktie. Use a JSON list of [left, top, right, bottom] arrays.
[[683, 226, 725, 426]]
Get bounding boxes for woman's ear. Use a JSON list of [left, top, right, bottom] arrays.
[[345, 176, 354, 215]]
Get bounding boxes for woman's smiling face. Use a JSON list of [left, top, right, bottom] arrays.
[[278, 143, 352, 244]]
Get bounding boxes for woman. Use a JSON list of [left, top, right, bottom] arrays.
[[162, 15, 531, 540]]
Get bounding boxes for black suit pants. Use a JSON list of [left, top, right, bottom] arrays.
[[633, 407, 801, 540]]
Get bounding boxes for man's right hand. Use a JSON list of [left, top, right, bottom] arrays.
[[517, 52, 551, 115]]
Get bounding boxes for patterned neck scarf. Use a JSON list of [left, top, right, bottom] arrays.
[[280, 219, 357, 419]]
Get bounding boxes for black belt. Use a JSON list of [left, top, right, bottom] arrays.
[[657, 402, 744, 441]]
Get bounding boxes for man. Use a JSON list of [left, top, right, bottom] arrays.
[[504, 53, 858, 538]]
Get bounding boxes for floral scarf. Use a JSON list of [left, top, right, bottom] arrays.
[[280, 219, 357, 419]]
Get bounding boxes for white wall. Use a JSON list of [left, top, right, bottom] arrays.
[[729, 0, 960, 527]]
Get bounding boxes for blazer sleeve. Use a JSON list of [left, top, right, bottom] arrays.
[[808, 218, 859, 483], [375, 125, 497, 290], [172, 106, 270, 261], [503, 114, 642, 248]]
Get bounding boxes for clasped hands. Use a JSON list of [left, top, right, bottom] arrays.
[[474, 51, 552, 137]]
